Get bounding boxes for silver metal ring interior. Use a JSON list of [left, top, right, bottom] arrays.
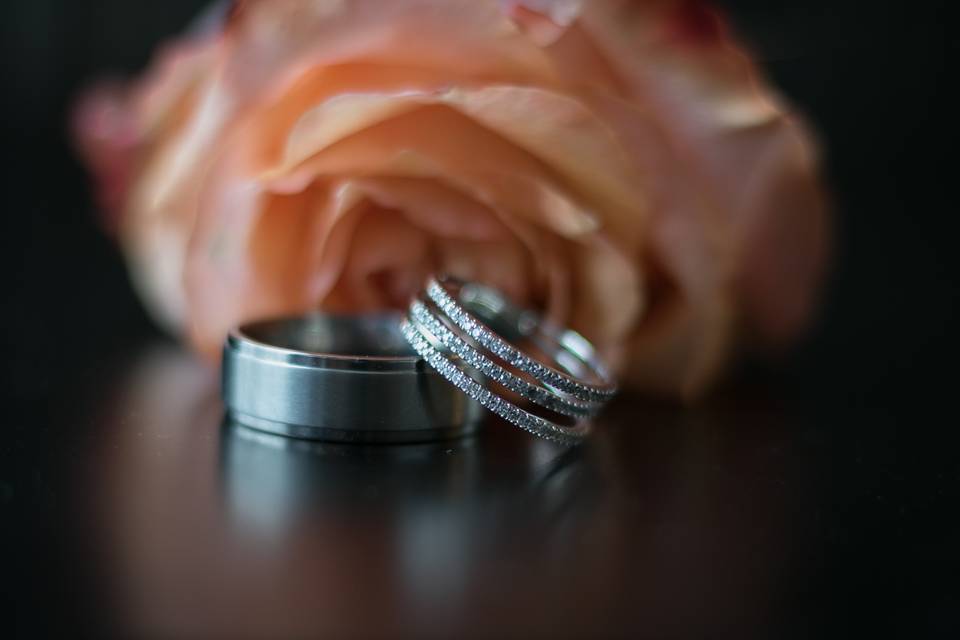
[[222, 313, 485, 443]]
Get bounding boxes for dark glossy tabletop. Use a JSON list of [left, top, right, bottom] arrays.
[[7, 335, 955, 638]]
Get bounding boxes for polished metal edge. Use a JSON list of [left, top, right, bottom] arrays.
[[226, 330, 421, 372], [229, 411, 483, 444]]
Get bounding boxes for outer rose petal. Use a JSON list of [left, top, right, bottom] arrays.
[[268, 105, 603, 237], [264, 86, 648, 246], [567, 0, 828, 393], [73, 36, 224, 332], [71, 82, 140, 223], [221, 0, 560, 98]]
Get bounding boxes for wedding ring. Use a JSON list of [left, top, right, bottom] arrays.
[[402, 276, 617, 445], [400, 318, 591, 446], [408, 298, 598, 419], [426, 276, 617, 403], [222, 313, 484, 443]]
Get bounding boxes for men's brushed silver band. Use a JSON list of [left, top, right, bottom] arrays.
[[222, 313, 484, 443]]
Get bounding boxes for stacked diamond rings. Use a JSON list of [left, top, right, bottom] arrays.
[[401, 276, 617, 445]]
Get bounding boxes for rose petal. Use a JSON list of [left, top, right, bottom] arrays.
[[350, 177, 509, 241], [577, 0, 828, 344], [501, 0, 583, 46], [222, 0, 558, 100], [263, 84, 649, 251], [267, 104, 602, 237], [441, 85, 648, 250]]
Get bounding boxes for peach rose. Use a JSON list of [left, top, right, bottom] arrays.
[[74, 0, 828, 397]]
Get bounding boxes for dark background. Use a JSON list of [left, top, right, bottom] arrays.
[[1, 1, 955, 638]]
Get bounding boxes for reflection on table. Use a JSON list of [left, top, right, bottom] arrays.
[[78, 341, 822, 638]]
